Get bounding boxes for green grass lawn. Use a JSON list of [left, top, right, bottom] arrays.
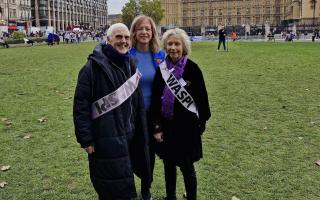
[[0, 41, 320, 200]]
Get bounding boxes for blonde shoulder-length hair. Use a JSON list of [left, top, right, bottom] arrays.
[[161, 28, 191, 55], [130, 15, 161, 53]]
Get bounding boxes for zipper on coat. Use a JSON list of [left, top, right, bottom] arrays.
[[109, 59, 134, 133]]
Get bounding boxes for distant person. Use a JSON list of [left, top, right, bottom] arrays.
[[217, 27, 226, 51], [64, 32, 70, 44], [73, 23, 151, 200], [285, 31, 293, 42], [24, 38, 34, 46], [47, 33, 54, 46], [231, 31, 237, 42], [151, 28, 211, 200], [0, 37, 9, 48], [53, 33, 60, 45], [312, 29, 317, 42]]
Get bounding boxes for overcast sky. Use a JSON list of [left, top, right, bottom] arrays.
[[108, 0, 129, 15]]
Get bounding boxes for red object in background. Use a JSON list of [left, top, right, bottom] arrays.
[[8, 25, 17, 30]]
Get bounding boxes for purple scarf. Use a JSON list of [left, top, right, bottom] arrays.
[[161, 55, 188, 119]]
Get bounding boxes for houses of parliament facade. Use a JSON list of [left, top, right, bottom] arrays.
[[160, 0, 320, 31]]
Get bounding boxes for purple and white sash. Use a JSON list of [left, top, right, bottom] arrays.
[[159, 62, 199, 117]]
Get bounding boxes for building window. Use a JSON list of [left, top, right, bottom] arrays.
[[237, 8, 241, 15], [237, 17, 241, 24], [256, 17, 260, 24], [266, 7, 270, 14], [246, 8, 250, 15], [209, 18, 213, 26]]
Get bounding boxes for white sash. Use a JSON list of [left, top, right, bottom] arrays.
[[159, 62, 199, 117], [91, 70, 141, 119]]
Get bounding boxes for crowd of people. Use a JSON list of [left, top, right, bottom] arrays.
[[0, 30, 105, 47], [44, 31, 106, 46], [73, 15, 211, 200]]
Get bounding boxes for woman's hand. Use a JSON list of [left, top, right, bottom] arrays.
[[84, 145, 95, 154], [154, 132, 164, 143]]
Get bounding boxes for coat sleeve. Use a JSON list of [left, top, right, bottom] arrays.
[[192, 63, 211, 133], [150, 68, 165, 134], [73, 61, 94, 148]]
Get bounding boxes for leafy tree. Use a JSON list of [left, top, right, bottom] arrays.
[[121, 0, 140, 27], [121, 0, 164, 27], [140, 0, 164, 25], [12, 31, 26, 39]]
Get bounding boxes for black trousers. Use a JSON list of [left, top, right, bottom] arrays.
[[217, 39, 226, 50], [98, 195, 134, 200], [163, 159, 197, 200], [141, 110, 156, 195]]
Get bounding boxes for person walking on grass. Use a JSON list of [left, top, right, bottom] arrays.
[[129, 15, 165, 200], [73, 23, 151, 200], [151, 28, 211, 200], [217, 26, 226, 51]]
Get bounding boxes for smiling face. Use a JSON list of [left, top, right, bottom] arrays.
[[135, 19, 153, 47], [165, 36, 184, 62], [107, 27, 130, 54]]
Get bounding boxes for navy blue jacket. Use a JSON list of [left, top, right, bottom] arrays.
[[73, 42, 150, 199]]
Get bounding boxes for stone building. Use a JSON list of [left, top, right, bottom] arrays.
[[160, 0, 319, 31], [0, 0, 32, 32], [31, 0, 108, 31]]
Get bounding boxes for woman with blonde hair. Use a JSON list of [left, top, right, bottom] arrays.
[[151, 28, 211, 200], [129, 15, 165, 200]]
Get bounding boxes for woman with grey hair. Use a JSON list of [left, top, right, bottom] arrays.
[[151, 28, 211, 200], [74, 23, 150, 200]]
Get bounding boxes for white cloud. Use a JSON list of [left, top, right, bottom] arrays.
[[108, 0, 129, 15]]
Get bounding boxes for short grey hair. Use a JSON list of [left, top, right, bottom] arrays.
[[107, 23, 129, 37], [161, 28, 191, 55]]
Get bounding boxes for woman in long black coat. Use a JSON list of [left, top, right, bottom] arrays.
[[150, 28, 211, 200]]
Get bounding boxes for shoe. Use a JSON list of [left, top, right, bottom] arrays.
[[183, 192, 187, 198], [141, 191, 152, 200]]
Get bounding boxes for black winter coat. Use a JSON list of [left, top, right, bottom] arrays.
[[73, 42, 150, 199], [151, 58, 211, 164]]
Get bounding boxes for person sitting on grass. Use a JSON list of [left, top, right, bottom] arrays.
[[24, 38, 34, 46], [0, 37, 9, 48]]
